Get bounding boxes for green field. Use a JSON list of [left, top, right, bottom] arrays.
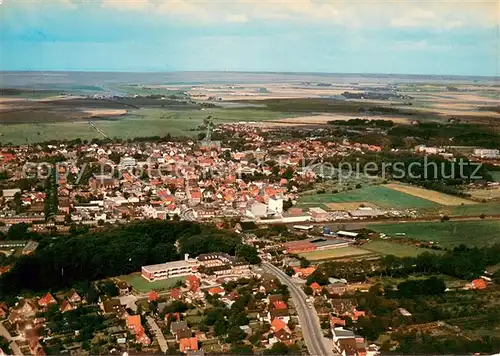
[[299, 246, 377, 261], [490, 172, 500, 182], [0, 107, 294, 145], [117, 273, 185, 293], [361, 240, 438, 257], [436, 202, 500, 217], [369, 220, 500, 248], [298, 185, 440, 209]]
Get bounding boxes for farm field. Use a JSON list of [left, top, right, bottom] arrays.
[[298, 185, 441, 210], [384, 183, 476, 206], [0, 107, 293, 145], [361, 240, 437, 257], [117, 273, 185, 293], [431, 202, 500, 217], [299, 246, 376, 261], [368, 220, 500, 248]]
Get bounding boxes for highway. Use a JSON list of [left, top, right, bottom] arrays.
[[262, 262, 334, 356]]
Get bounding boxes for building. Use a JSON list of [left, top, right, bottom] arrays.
[[474, 148, 500, 159], [141, 255, 199, 282], [268, 196, 283, 214], [309, 207, 329, 220], [1, 188, 21, 201], [332, 327, 367, 356]]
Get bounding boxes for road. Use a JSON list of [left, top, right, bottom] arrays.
[[0, 321, 22, 356], [262, 262, 334, 356], [146, 316, 168, 353]]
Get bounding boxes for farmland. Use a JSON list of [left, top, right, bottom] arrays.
[[384, 183, 476, 206], [117, 273, 185, 293], [0, 107, 294, 145], [368, 220, 500, 248], [298, 185, 441, 210]]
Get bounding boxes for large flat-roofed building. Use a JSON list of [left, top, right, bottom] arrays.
[[141, 255, 199, 282]]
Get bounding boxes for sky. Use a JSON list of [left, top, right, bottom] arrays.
[[1, 0, 499, 76]]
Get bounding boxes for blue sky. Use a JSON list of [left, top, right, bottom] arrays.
[[1, 0, 499, 76]]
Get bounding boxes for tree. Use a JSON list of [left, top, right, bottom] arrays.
[[284, 265, 295, 276], [303, 286, 313, 296], [236, 245, 261, 265], [99, 280, 119, 297], [6, 223, 29, 240], [230, 344, 253, 354], [226, 326, 247, 343], [299, 257, 311, 268]]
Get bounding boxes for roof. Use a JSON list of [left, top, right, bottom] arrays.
[[180, 337, 199, 352], [472, 279, 487, 289], [310, 282, 322, 290], [148, 291, 159, 301], [38, 293, 57, 307], [273, 301, 287, 310], [208, 286, 224, 295], [271, 318, 287, 332], [142, 259, 196, 273], [127, 315, 142, 331], [171, 321, 189, 333]]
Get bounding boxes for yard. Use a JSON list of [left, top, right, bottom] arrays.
[[298, 185, 441, 210], [368, 220, 500, 248], [117, 273, 185, 293]]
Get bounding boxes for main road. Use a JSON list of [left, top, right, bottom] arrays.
[[262, 262, 335, 356]]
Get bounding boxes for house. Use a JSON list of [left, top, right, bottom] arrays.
[[186, 275, 200, 292], [332, 327, 366, 356], [234, 221, 258, 233], [292, 266, 317, 278], [14, 299, 38, 318], [471, 279, 487, 290], [67, 290, 82, 303], [38, 293, 57, 308], [273, 328, 293, 345], [179, 337, 199, 353], [116, 281, 130, 296], [127, 315, 151, 346], [171, 321, 189, 335], [269, 308, 290, 323], [60, 300, 75, 313], [330, 316, 347, 327], [310, 282, 322, 295], [100, 299, 122, 315], [271, 318, 287, 332], [326, 282, 347, 296], [28, 339, 46, 356], [208, 286, 225, 296]]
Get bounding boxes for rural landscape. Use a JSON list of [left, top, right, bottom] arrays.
[[2, 0, 500, 355]]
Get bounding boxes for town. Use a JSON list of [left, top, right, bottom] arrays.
[[0, 120, 500, 356]]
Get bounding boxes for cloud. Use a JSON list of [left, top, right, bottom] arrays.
[[391, 40, 451, 51]]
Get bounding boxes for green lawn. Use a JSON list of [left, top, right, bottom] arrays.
[[118, 273, 185, 293], [361, 240, 438, 257], [489, 171, 500, 182], [298, 185, 441, 209], [369, 220, 500, 248]]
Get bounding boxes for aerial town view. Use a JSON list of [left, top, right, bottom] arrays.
[[1, 0, 499, 355]]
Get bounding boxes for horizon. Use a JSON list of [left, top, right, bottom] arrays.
[[2, 0, 499, 77]]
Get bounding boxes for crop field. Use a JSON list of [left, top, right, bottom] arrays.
[[384, 183, 476, 206], [0, 107, 294, 145], [117, 273, 185, 293], [361, 240, 438, 257], [368, 220, 500, 248], [299, 247, 377, 261], [428, 202, 500, 217], [298, 185, 441, 209]]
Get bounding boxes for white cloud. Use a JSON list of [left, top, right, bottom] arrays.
[[391, 40, 451, 51]]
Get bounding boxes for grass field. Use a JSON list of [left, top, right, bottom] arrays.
[[490, 172, 500, 182], [117, 273, 185, 293], [427, 202, 500, 217], [0, 107, 295, 145], [298, 185, 441, 210], [384, 183, 476, 206], [361, 240, 438, 257], [369, 220, 500, 248], [299, 247, 376, 261]]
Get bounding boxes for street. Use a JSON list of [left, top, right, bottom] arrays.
[[262, 262, 335, 356], [0, 321, 22, 356]]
